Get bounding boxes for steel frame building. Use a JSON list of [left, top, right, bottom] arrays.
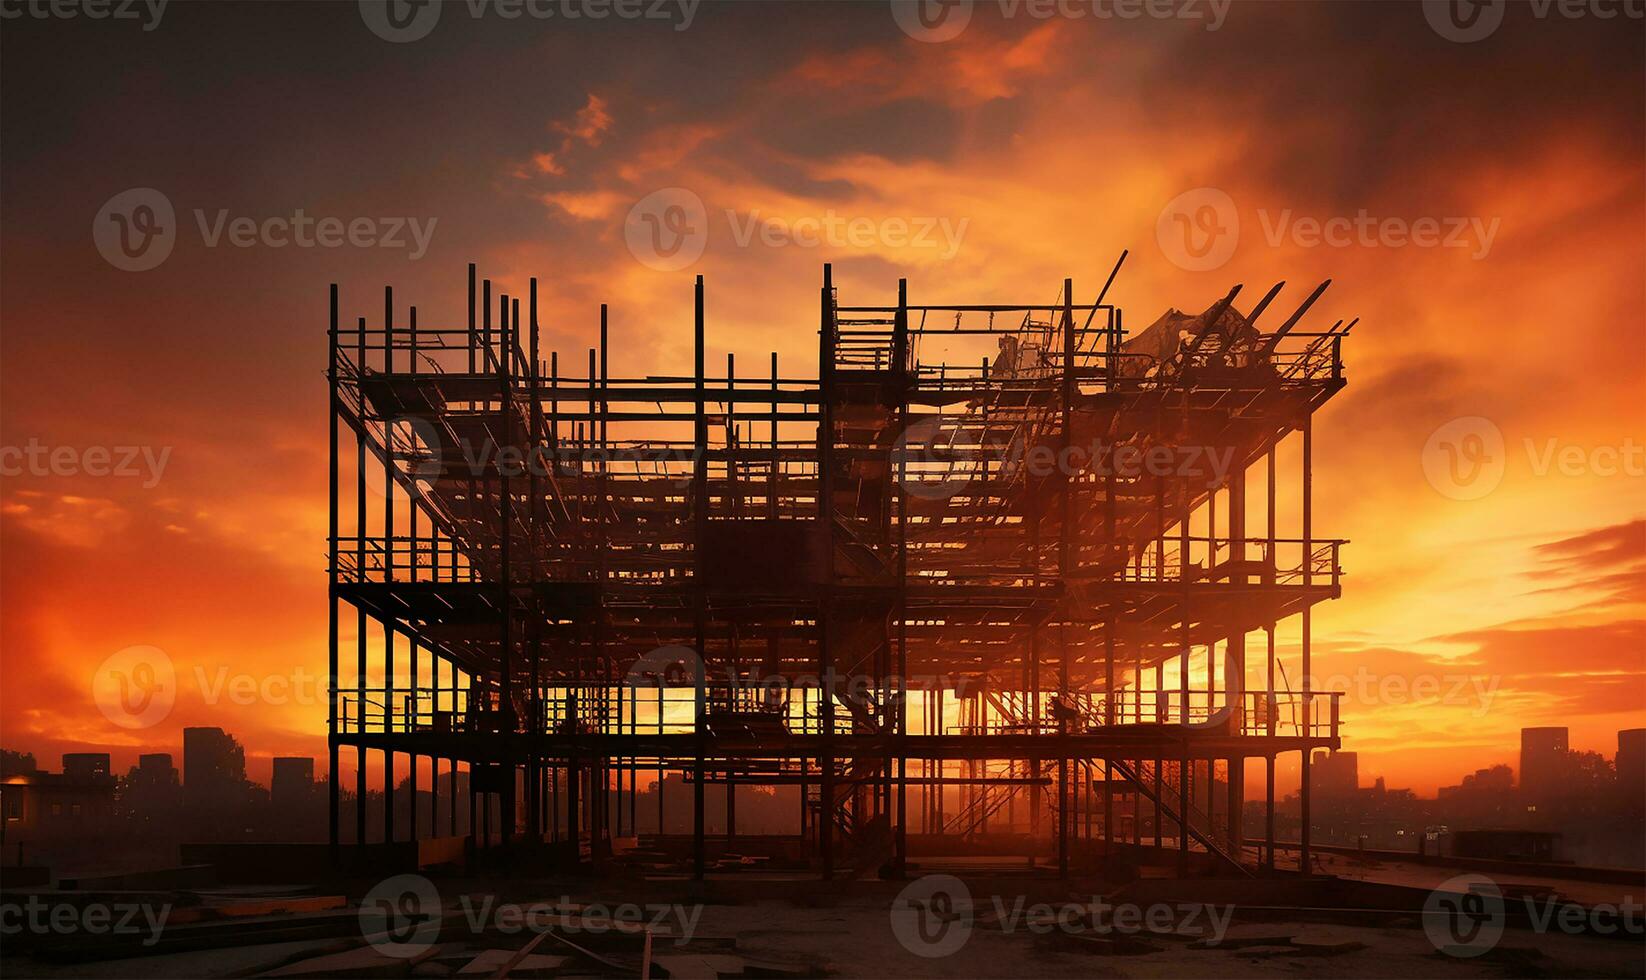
[[326, 257, 1351, 878]]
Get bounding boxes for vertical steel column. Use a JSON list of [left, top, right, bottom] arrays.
[[727, 355, 740, 847], [548, 350, 570, 851], [1265, 447, 1277, 871], [383, 286, 397, 848], [1102, 328, 1116, 855], [355, 316, 368, 850], [692, 275, 708, 880], [598, 313, 612, 849], [450, 660, 458, 837], [1300, 414, 1313, 874], [817, 264, 835, 879], [1177, 392, 1190, 875], [1226, 461, 1245, 856], [499, 291, 516, 847], [894, 278, 910, 876], [528, 280, 542, 840], [328, 284, 340, 861], [1028, 475, 1041, 841], [1154, 663, 1164, 848], [1057, 280, 1074, 877], [408, 303, 419, 844]]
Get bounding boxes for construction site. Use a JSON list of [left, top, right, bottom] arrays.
[[324, 256, 1352, 881], [9, 263, 1644, 979]]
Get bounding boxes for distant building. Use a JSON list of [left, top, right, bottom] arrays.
[[120, 754, 181, 833], [1, 758, 115, 842], [183, 727, 246, 809], [1619, 729, 1645, 815], [1520, 727, 1568, 801], [0, 750, 38, 778], [1311, 750, 1358, 798], [271, 757, 314, 809], [62, 753, 111, 781], [125, 754, 180, 793], [128, 754, 179, 794], [1440, 764, 1515, 798], [135, 753, 177, 781]]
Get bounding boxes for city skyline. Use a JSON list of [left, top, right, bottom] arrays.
[[10, 722, 1642, 803]]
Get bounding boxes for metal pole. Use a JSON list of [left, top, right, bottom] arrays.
[[327, 283, 340, 862], [692, 275, 708, 880]]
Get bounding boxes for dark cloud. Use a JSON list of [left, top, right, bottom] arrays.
[[1534, 517, 1646, 572]]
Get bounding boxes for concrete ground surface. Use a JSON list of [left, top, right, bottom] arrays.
[[6, 892, 1643, 979]]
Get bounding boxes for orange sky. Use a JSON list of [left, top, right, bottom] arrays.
[[1, 1, 1641, 793]]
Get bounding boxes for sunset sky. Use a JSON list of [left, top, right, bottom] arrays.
[[1, 1, 1641, 794]]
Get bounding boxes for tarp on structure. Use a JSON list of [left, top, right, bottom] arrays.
[[1120, 299, 1263, 379]]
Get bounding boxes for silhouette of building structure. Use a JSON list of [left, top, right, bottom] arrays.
[[0, 752, 115, 843], [1618, 728, 1645, 816], [1521, 726, 1569, 804], [325, 261, 1352, 877], [184, 727, 246, 811]]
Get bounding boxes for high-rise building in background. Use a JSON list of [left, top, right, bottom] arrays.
[[183, 727, 246, 808], [135, 753, 177, 780], [1619, 729, 1645, 815], [61, 753, 111, 782], [121, 752, 182, 829], [1520, 727, 1568, 802]]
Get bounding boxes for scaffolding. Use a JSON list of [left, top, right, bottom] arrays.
[[326, 256, 1352, 878]]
